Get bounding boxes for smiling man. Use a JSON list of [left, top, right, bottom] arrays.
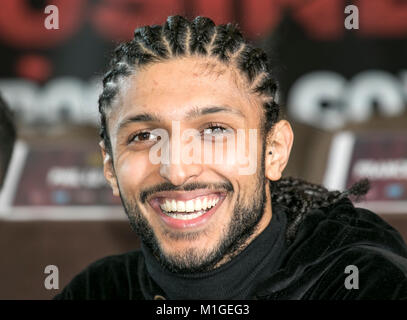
[[55, 16, 407, 300]]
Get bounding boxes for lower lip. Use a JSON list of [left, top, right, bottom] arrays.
[[152, 196, 225, 229]]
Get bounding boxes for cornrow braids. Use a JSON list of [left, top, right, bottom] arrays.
[[189, 17, 215, 55], [98, 15, 369, 246], [271, 177, 370, 244]]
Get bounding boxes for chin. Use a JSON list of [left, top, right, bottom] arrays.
[[162, 234, 214, 253], [160, 230, 215, 248]]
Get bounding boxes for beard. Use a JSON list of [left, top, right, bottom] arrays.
[[118, 157, 267, 274]]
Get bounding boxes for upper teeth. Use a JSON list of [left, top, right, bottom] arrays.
[[160, 197, 219, 213]]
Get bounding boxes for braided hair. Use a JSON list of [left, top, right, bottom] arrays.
[[98, 16, 369, 245]]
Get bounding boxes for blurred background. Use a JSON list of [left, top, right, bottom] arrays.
[[0, 0, 406, 299]]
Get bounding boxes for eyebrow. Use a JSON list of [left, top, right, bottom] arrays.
[[116, 113, 161, 133], [185, 105, 243, 119], [116, 105, 244, 133]]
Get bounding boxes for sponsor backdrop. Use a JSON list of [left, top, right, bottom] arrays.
[[0, 0, 406, 298]]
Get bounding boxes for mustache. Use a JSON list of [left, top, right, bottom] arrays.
[[140, 181, 234, 203]]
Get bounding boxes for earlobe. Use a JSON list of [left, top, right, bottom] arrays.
[[265, 147, 282, 181], [264, 120, 294, 181], [99, 141, 120, 197]]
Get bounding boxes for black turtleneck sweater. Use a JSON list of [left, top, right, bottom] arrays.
[[54, 198, 407, 300], [141, 204, 287, 299]]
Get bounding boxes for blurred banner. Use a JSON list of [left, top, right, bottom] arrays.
[[0, 140, 123, 219], [324, 131, 407, 213], [0, 0, 406, 217]]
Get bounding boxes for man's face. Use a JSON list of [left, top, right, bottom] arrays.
[[104, 57, 273, 272]]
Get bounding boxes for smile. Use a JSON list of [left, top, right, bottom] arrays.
[[148, 190, 226, 229], [159, 196, 220, 220]]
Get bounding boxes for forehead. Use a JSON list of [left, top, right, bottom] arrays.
[[108, 57, 262, 130]]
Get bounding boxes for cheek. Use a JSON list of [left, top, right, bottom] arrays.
[[202, 131, 262, 176], [116, 153, 152, 191]]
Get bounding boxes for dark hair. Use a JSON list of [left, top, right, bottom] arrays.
[[98, 15, 369, 245], [0, 93, 16, 188]]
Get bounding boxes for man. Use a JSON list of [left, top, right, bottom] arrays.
[[55, 16, 407, 300], [0, 93, 16, 189]]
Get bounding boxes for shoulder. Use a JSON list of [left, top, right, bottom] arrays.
[[54, 250, 144, 300], [303, 243, 407, 299], [290, 197, 407, 260], [285, 198, 407, 299]]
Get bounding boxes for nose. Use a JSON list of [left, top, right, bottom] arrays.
[[158, 133, 203, 186], [159, 159, 203, 186]]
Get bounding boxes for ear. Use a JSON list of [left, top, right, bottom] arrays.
[[99, 140, 119, 197], [264, 120, 294, 181]]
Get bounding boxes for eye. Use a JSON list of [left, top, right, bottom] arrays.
[[128, 131, 160, 143], [202, 124, 231, 136]]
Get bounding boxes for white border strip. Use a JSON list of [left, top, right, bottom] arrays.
[[0, 141, 28, 217], [1, 206, 127, 221], [323, 131, 355, 191]]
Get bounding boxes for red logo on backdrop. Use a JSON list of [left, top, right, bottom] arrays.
[[0, 0, 406, 123], [15, 54, 52, 82], [0, 0, 84, 48], [0, 0, 406, 49]]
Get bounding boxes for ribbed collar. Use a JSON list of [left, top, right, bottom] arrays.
[[141, 204, 287, 299]]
